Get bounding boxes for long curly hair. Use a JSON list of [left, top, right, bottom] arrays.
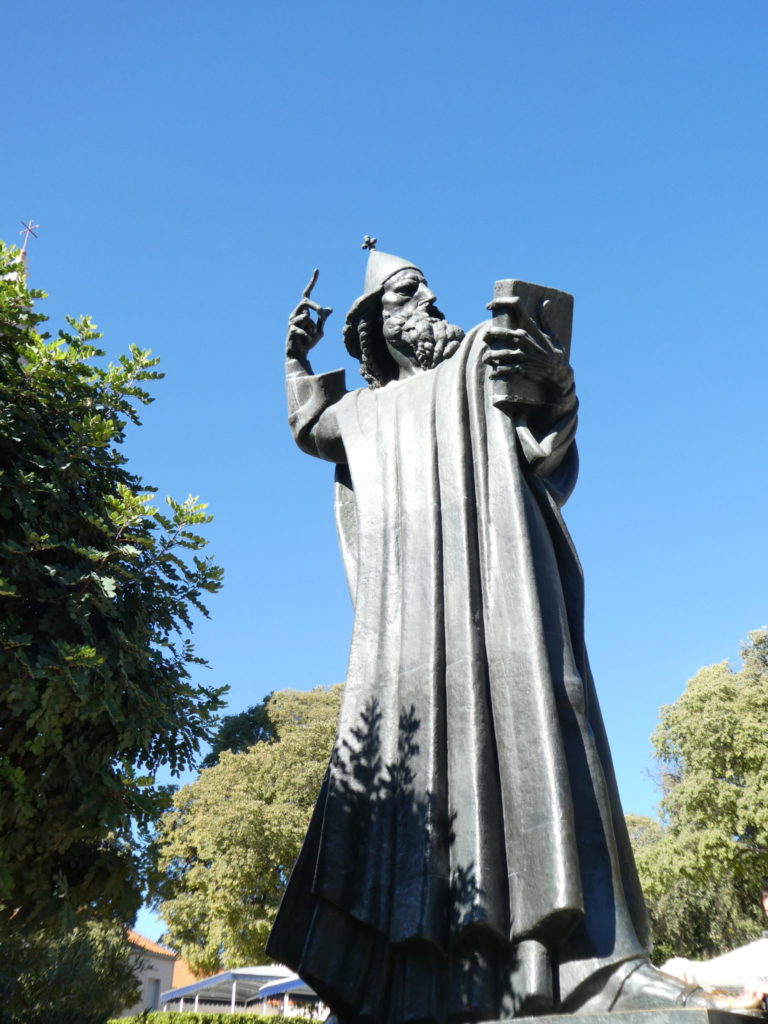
[[343, 309, 399, 389], [344, 300, 464, 389]]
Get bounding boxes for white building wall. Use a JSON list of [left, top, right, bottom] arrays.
[[119, 948, 176, 1017]]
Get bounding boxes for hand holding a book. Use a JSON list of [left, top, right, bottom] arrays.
[[482, 295, 573, 395]]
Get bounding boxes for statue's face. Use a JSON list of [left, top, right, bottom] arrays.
[[381, 270, 440, 377], [381, 269, 437, 321], [378, 268, 464, 380]]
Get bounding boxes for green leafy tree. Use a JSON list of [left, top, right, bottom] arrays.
[[201, 695, 277, 768], [630, 629, 768, 961], [0, 242, 225, 934], [0, 920, 139, 1024], [624, 813, 664, 853], [154, 685, 343, 972]]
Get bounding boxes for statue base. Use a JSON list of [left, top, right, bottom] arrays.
[[491, 1012, 763, 1024]]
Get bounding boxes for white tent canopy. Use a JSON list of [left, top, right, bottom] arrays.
[[161, 964, 295, 1011], [664, 937, 768, 991]]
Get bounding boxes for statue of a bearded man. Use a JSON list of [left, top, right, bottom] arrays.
[[267, 245, 721, 1022]]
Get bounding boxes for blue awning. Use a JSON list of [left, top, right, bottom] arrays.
[[259, 974, 317, 998]]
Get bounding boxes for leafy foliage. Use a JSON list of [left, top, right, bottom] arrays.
[[0, 242, 226, 934], [0, 920, 139, 1024], [624, 813, 664, 853], [630, 630, 768, 961], [154, 686, 343, 972], [200, 695, 277, 768]]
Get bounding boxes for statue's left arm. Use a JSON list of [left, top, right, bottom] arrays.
[[514, 395, 578, 506], [482, 296, 578, 505]]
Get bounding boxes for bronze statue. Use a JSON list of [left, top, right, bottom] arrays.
[[267, 244, 721, 1021]]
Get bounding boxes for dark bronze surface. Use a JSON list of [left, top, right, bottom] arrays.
[[267, 254, 733, 1022]]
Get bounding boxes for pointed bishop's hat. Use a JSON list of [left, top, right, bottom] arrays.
[[343, 245, 422, 361]]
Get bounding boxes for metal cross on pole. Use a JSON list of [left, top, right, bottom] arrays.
[[361, 235, 377, 251], [19, 220, 39, 254]]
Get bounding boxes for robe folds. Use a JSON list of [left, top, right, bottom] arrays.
[[267, 325, 649, 1023]]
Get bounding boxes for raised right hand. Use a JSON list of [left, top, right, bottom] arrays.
[[286, 269, 333, 360]]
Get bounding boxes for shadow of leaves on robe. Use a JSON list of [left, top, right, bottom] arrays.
[[315, 697, 518, 1023]]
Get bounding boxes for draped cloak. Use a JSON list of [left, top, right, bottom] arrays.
[[267, 326, 649, 1023]]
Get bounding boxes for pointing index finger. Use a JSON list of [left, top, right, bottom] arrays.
[[302, 268, 320, 300]]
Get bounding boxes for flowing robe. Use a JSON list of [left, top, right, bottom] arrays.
[[267, 325, 649, 1023]]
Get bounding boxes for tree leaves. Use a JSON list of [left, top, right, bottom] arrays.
[[200, 695, 278, 769], [153, 686, 343, 973], [0, 242, 226, 935], [0, 920, 140, 1024], [629, 630, 768, 961]]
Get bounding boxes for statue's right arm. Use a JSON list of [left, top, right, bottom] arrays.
[[286, 356, 347, 463], [284, 272, 347, 464]]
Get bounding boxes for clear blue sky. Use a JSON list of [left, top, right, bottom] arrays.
[[4, 0, 767, 940]]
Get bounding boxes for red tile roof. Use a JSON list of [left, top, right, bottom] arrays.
[[127, 928, 176, 959]]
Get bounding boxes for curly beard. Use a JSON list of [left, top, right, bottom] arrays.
[[382, 306, 465, 370]]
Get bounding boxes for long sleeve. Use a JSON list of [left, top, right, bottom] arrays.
[[514, 388, 579, 507], [286, 358, 348, 464]]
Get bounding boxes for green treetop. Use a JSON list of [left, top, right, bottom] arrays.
[[154, 685, 343, 972], [630, 629, 768, 962], [0, 241, 225, 934], [200, 694, 277, 769]]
